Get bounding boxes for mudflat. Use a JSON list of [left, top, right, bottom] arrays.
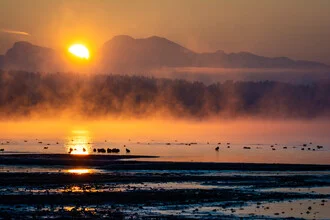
[[0, 154, 329, 219]]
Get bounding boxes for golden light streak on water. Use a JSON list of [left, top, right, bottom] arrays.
[[67, 169, 91, 174], [65, 130, 92, 155]]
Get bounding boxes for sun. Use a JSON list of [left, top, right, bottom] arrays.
[[68, 44, 90, 59]]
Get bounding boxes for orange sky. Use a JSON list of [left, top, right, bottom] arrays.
[[1, 0, 330, 64]]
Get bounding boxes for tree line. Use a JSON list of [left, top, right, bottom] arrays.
[[1, 70, 330, 118]]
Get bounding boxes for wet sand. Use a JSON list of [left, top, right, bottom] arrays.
[[0, 154, 158, 166], [1, 154, 330, 170], [0, 154, 330, 219]]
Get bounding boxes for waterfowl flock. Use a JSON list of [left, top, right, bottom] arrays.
[[0, 139, 327, 156], [91, 148, 121, 154]]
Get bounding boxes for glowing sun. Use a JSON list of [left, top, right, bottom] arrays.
[[68, 44, 90, 59]]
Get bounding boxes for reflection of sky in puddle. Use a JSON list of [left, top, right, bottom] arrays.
[[62, 206, 96, 212], [151, 199, 330, 219], [120, 182, 226, 191], [1, 200, 329, 219], [0, 182, 236, 195], [0, 165, 62, 173], [219, 199, 330, 219], [0, 165, 101, 174], [259, 186, 330, 195], [2, 166, 330, 180], [60, 182, 222, 193], [0, 189, 328, 219], [115, 170, 330, 177]]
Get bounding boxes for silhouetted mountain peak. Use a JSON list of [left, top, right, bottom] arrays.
[[103, 35, 193, 53], [9, 41, 53, 52], [2, 41, 62, 72], [1, 36, 329, 74], [98, 35, 196, 73], [144, 35, 187, 47], [107, 35, 135, 43], [12, 41, 33, 47], [6, 41, 55, 59], [96, 35, 330, 72]]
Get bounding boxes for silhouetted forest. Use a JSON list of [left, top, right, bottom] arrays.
[[1, 70, 330, 119]]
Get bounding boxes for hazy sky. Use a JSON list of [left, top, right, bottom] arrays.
[[1, 0, 330, 64]]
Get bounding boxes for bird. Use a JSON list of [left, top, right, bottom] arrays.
[[215, 146, 220, 151], [98, 148, 106, 153], [126, 148, 131, 153], [112, 148, 120, 153]]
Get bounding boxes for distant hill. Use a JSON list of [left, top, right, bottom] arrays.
[[97, 35, 329, 73], [0, 36, 329, 74], [97, 35, 195, 73], [0, 41, 64, 72], [196, 51, 328, 69]]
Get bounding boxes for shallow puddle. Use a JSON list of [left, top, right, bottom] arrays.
[[260, 186, 330, 195]]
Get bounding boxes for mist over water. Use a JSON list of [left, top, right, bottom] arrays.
[[1, 70, 330, 164], [1, 118, 330, 143], [149, 67, 330, 85], [1, 70, 330, 119]]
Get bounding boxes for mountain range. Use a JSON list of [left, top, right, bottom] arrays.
[[0, 35, 328, 74]]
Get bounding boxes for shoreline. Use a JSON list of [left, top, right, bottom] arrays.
[[1, 154, 330, 170]]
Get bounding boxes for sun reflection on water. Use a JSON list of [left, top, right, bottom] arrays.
[[65, 130, 91, 155], [67, 169, 91, 174]]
